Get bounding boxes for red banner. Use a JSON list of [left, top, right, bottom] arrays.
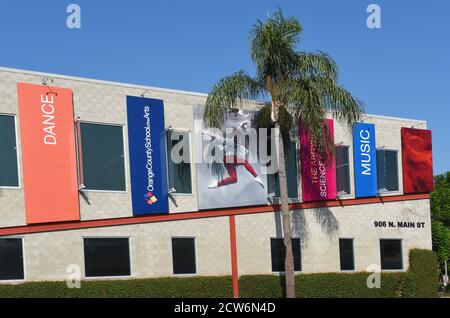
[[401, 127, 434, 194], [17, 83, 80, 224], [300, 119, 337, 202]]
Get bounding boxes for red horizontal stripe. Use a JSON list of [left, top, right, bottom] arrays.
[[0, 193, 430, 237]]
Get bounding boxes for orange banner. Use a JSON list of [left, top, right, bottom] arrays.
[[17, 83, 80, 224]]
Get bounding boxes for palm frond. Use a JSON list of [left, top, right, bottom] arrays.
[[203, 70, 263, 128], [306, 76, 364, 127], [254, 102, 293, 141], [295, 52, 338, 80], [288, 79, 334, 161], [250, 8, 302, 85]]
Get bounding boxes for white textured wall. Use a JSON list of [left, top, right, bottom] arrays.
[[0, 68, 207, 227], [22, 216, 231, 281], [235, 199, 431, 275], [0, 199, 425, 281]]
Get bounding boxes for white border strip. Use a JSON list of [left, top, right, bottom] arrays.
[[0, 66, 208, 98]]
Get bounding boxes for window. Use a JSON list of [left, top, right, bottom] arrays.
[[0, 115, 19, 187], [380, 239, 403, 270], [335, 146, 351, 195], [172, 237, 196, 275], [267, 141, 298, 199], [167, 131, 192, 194], [80, 123, 126, 191], [83, 238, 131, 277], [339, 239, 355, 271], [0, 238, 24, 280], [270, 238, 301, 272], [376, 150, 399, 192]]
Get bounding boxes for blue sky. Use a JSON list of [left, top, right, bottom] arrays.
[[0, 0, 448, 174]]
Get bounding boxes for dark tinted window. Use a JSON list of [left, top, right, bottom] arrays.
[[167, 132, 192, 194], [0, 238, 24, 280], [335, 146, 351, 195], [0, 116, 19, 187], [172, 238, 196, 274], [80, 123, 126, 191], [384, 151, 399, 191], [380, 239, 403, 270], [339, 239, 355, 271], [377, 150, 399, 192], [84, 238, 130, 277], [268, 141, 298, 199], [271, 238, 301, 272]]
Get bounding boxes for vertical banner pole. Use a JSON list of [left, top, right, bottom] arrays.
[[75, 118, 85, 190], [229, 215, 239, 298]]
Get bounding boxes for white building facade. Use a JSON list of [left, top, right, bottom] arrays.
[[0, 67, 433, 283]]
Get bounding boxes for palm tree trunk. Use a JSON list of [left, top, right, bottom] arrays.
[[275, 123, 296, 298]]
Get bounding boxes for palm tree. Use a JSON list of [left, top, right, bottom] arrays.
[[203, 9, 364, 298]]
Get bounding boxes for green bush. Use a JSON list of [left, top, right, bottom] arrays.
[[239, 275, 286, 298], [297, 272, 403, 298], [0, 249, 439, 298], [239, 273, 403, 298], [431, 221, 450, 269], [0, 276, 233, 298], [241, 249, 438, 298], [403, 249, 439, 298]]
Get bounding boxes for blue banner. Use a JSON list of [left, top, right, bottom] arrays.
[[127, 96, 169, 215], [353, 123, 378, 198]]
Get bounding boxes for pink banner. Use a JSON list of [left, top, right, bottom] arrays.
[[300, 119, 336, 202]]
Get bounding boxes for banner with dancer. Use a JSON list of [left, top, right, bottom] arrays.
[[194, 106, 268, 210]]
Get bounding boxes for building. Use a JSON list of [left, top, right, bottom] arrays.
[[0, 67, 434, 287]]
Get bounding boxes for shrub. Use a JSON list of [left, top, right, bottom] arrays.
[[238, 275, 286, 298], [239, 273, 403, 298], [240, 249, 438, 298], [296, 272, 403, 298], [0, 276, 233, 298], [0, 249, 439, 298], [403, 249, 439, 298], [431, 220, 450, 270]]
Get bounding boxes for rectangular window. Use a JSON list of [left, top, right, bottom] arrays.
[[0, 115, 19, 187], [80, 123, 126, 191], [380, 239, 403, 270], [167, 131, 192, 194], [83, 238, 131, 277], [339, 239, 355, 271], [270, 238, 301, 272], [0, 238, 24, 280], [172, 237, 196, 275], [376, 150, 399, 192], [267, 141, 298, 199], [335, 146, 351, 195]]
